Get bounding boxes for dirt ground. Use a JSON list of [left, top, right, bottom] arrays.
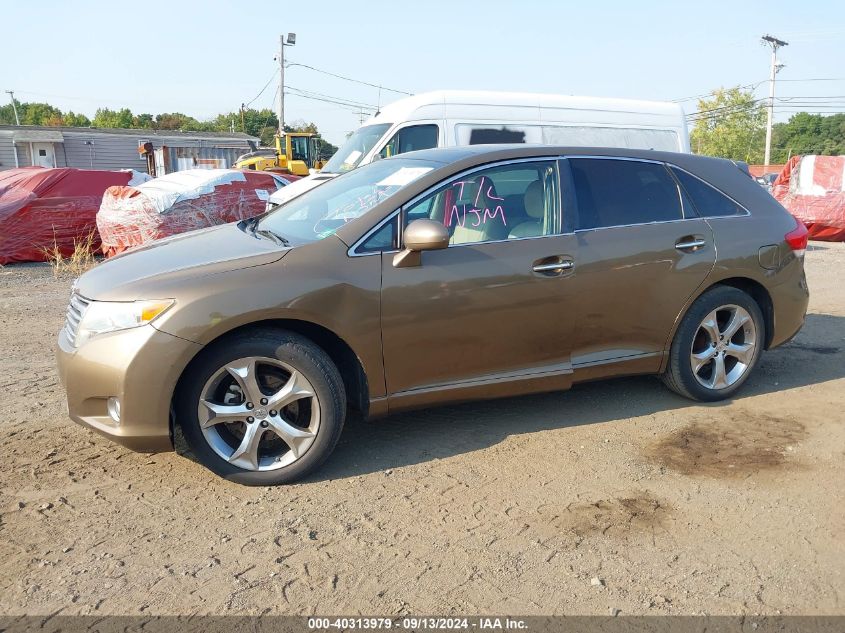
[[0, 244, 843, 617]]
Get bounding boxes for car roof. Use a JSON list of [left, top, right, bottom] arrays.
[[390, 144, 750, 184]]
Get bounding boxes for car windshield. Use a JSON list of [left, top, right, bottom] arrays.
[[257, 158, 439, 244], [321, 123, 391, 173]]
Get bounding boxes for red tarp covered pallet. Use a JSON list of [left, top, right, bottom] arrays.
[[0, 167, 136, 265], [97, 169, 291, 257], [772, 155, 845, 241]]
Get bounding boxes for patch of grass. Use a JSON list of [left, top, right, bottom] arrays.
[[42, 231, 99, 278]]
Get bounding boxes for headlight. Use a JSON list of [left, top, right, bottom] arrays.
[[75, 299, 174, 347]]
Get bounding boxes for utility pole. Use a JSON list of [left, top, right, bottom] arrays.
[[277, 32, 296, 137], [762, 34, 788, 166], [5, 90, 20, 125], [278, 35, 285, 136]]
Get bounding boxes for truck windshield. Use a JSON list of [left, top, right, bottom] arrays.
[[322, 123, 391, 174], [257, 157, 438, 244]]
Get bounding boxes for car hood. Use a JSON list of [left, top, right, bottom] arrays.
[[76, 222, 289, 301], [266, 172, 338, 207]]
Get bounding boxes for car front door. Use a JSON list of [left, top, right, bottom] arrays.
[[564, 156, 716, 369], [376, 159, 578, 409]]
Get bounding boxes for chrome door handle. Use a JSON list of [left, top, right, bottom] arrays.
[[675, 239, 706, 251], [533, 261, 574, 273]]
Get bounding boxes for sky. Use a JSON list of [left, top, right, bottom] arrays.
[[2, 0, 845, 146]]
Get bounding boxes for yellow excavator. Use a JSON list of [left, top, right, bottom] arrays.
[[235, 132, 326, 176]]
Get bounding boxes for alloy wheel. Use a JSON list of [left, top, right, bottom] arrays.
[[198, 356, 320, 471], [689, 304, 757, 390]]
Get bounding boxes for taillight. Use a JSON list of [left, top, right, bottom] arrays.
[[785, 219, 809, 259]]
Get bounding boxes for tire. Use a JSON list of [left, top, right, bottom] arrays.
[[176, 328, 346, 485], [662, 286, 765, 402]]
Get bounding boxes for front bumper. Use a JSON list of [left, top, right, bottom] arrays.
[[56, 323, 202, 452]]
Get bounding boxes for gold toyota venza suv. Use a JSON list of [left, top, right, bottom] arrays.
[[57, 146, 809, 485]]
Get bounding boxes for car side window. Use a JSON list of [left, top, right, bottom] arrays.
[[403, 161, 560, 246], [358, 218, 397, 253], [379, 124, 438, 159], [570, 158, 683, 230], [671, 167, 746, 217]]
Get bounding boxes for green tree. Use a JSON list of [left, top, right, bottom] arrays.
[[92, 107, 135, 128], [0, 100, 92, 127], [21, 102, 63, 125], [210, 108, 279, 143], [0, 98, 337, 158], [286, 119, 319, 134], [313, 137, 338, 161], [63, 111, 91, 127], [0, 100, 20, 124], [154, 112, 209, 131], [134, 113, 154, 128], [690, 87, 766, 163], [770, 113, 845, 162], [43, 114, 65, 127]]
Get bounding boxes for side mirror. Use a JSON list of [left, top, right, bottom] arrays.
[[393, 219, 449, 268], [404, 219, 449, 251]]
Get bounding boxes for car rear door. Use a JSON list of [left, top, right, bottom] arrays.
[[564, 156, 716, 369], [375, 158, 578, 408]]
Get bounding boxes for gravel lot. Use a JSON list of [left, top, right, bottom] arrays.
[[1, 244, 843, 616]]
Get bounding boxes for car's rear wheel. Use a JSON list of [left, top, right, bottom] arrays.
[[662, 286, 764, 402], [177, 329, 346, 485]]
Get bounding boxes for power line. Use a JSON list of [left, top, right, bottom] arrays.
[[776, 77, 845, 82], [686, 98, 767, 120], [774, 108, 845, 113], [244, 71, 278, 108], [256, 88, 278, 135], [285, 92, 376, 115], [673, 78, 845, 104], [285, 88, 379, 114], [686, 93, 845, 121], [287, 85, 378, 110], [285, 61, 413, 96], [672, 81, 766, 103], [286, 89, 374, 110], [777, 94, 845, 99]]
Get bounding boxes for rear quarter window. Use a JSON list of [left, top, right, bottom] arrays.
[[671, 167, 746, 217]]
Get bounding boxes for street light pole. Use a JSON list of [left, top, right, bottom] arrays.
[[278, 32, 296, 137], [5, 90, 20, 125], [762, 34, 788, 166], [278, 34, 285, 137]]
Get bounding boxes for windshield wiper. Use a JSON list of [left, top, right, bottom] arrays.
[[254, 228, 290, 247], [240, 217, 259, 234], [240, 217, 290, 246]]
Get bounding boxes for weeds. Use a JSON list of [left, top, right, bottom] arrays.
[[42, 230, 99, 278]]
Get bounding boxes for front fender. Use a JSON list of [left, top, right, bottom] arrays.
[[152, 237, 386, 399]]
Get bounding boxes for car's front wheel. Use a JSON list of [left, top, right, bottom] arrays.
[[662, 286, 765, 402], [177, 329, 346, 485]]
